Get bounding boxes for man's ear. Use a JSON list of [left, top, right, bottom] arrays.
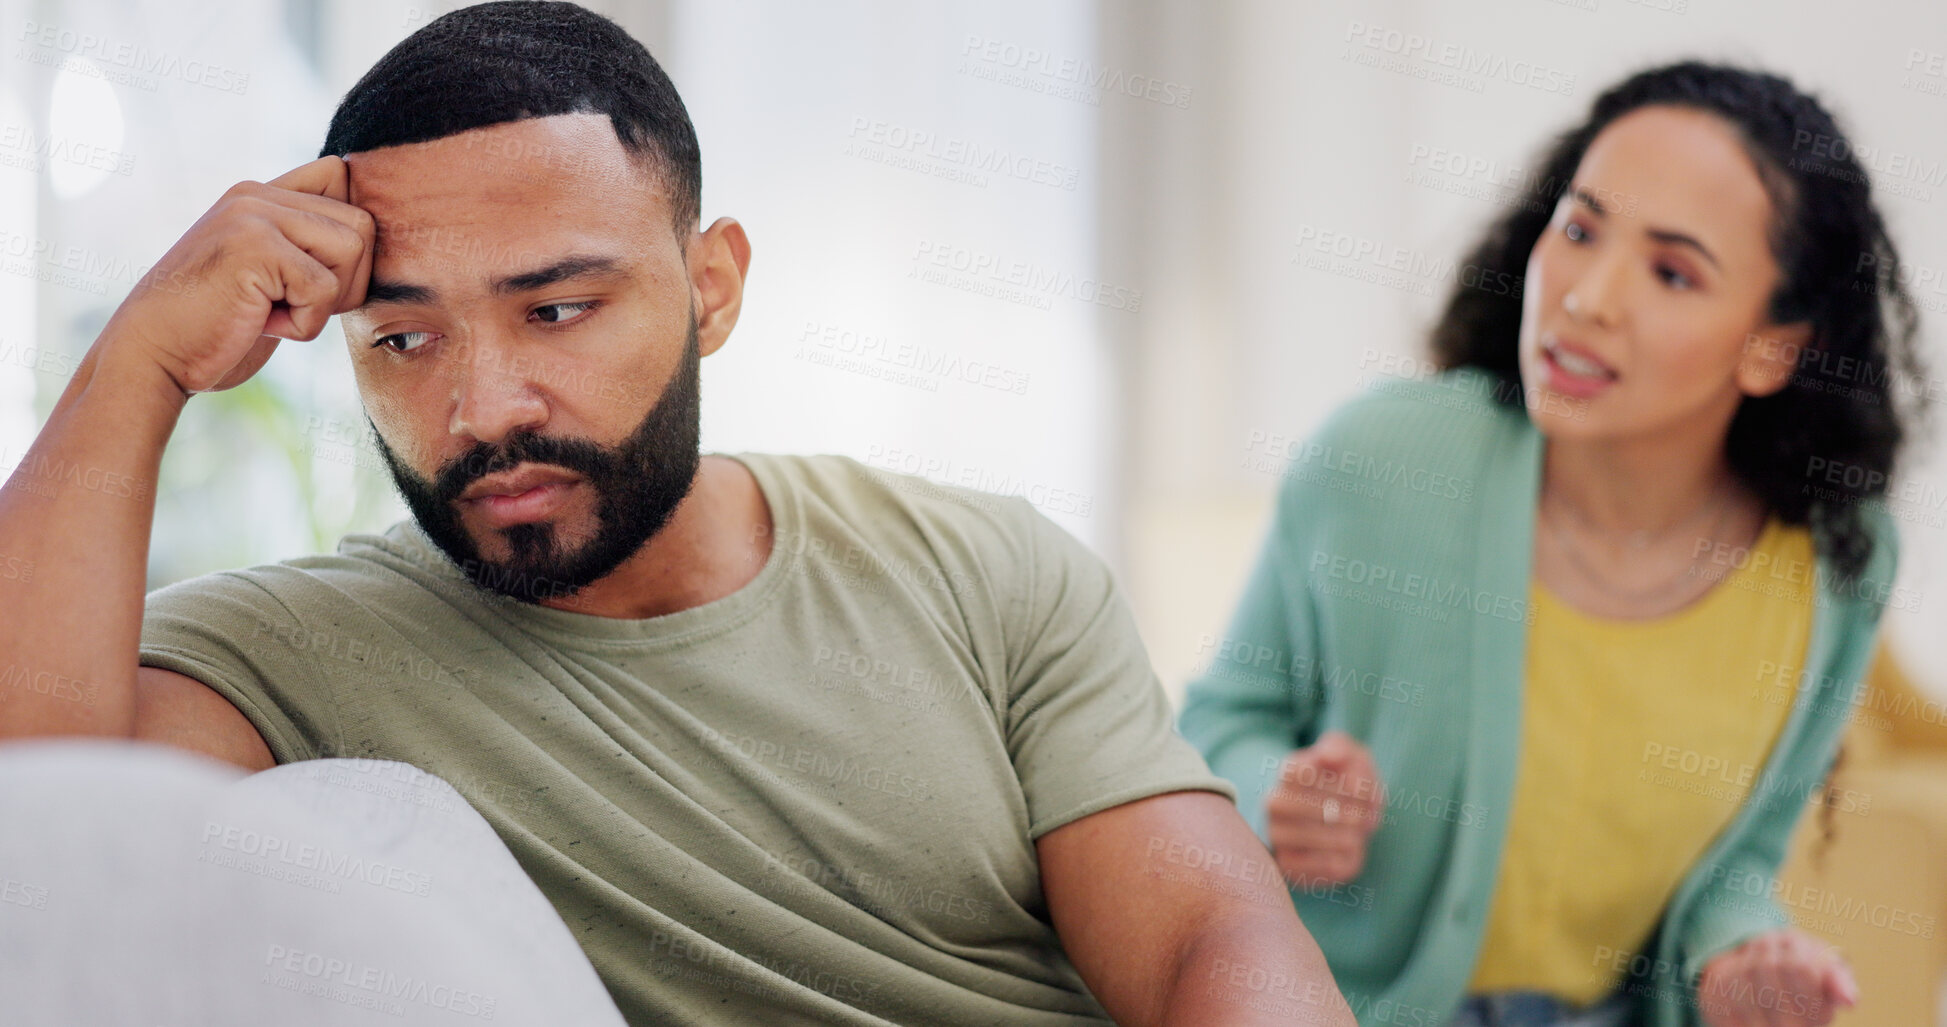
[[689, 217, 751, 358], [1737, 320, 1812, 398]]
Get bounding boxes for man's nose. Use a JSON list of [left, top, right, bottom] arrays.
[[445, 331, 549, 447]]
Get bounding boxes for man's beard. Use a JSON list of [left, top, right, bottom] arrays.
[[371, 317, 702, 604]]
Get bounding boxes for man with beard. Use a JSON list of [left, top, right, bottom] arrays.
[[0, 3, 1353, 1025]]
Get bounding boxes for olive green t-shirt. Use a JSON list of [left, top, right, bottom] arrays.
[[139, 453, 1233, 1026]]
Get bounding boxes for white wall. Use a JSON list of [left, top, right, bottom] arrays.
[[667, 0, 1112, 548]]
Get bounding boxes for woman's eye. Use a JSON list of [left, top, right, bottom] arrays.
[[1564, 221, 1589, 243], [532, 300, 599, 325], [373, 331, 435, 353], [1657, 265, 1695, 290]]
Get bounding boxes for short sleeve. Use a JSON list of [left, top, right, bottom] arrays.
[[140, 571, 340, 765], [1000, 502, 1236, 839]]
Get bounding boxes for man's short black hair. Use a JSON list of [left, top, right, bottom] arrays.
[[319, 0, 701, 232]]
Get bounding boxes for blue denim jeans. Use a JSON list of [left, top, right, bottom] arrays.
[[1443, 990, 1636, 1027]]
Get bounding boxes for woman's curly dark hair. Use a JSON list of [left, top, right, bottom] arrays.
[[1429, 60, 1928, 580]]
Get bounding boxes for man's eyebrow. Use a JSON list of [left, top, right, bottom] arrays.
[[1570, 186, 1719, 270], [358, 255, 635, 309], [362, 279, 436, 306], [492, 255, 634, 295]]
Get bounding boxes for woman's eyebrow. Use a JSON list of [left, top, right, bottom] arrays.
[[1570, 186, 1612, 216], [1644, 227, 1720, 269], [1571, 186, 1719, 269]]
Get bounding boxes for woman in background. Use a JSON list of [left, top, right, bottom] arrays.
[[1181, 61, 1928, 1027]]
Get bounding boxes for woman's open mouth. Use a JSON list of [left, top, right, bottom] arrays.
[[1540, 338, 1618, 399]]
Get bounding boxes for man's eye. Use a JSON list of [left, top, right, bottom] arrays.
[[373, 331, 435, 353], [532, 300, 599, 325]]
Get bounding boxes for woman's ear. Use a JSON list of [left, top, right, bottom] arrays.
[[1737, 320, 1812, 398]]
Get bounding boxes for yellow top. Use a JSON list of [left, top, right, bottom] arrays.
[[1466, 517, 1816, 1003]]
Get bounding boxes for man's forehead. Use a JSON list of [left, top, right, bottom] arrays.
[[343, 113, 666, 220], [335, 118, 676, 300]]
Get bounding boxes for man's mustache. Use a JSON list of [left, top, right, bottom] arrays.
[[432, 436, 609, 505]]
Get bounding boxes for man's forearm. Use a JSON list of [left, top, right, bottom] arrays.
[[0, 336, 185, 738]]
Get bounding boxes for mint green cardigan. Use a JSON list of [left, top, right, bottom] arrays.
[[1179, 368, 1899, 1027]]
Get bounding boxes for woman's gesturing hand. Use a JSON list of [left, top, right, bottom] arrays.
[[1697, 928, 1857, 1027], [1264, 730, 1387, 886]]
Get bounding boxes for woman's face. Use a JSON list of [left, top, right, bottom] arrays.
[[1518, 105, 1809, 445]]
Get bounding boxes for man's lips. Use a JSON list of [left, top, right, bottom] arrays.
[[458, 465, 583, 527], [459, 466, 582, 503]]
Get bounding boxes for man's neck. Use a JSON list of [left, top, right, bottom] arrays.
[[537, 454, 774, 620]]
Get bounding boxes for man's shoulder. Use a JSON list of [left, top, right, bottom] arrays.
[[738, 451, 1044, 537], [735, 452, 1093, 602], [143, 520, 458, 621]]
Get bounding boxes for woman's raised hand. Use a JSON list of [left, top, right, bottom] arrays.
[[1264, 730, 1387, 886]]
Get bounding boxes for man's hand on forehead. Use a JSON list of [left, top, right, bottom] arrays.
[[268, 155, 376, 312], [93, 154, 377, 395]]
